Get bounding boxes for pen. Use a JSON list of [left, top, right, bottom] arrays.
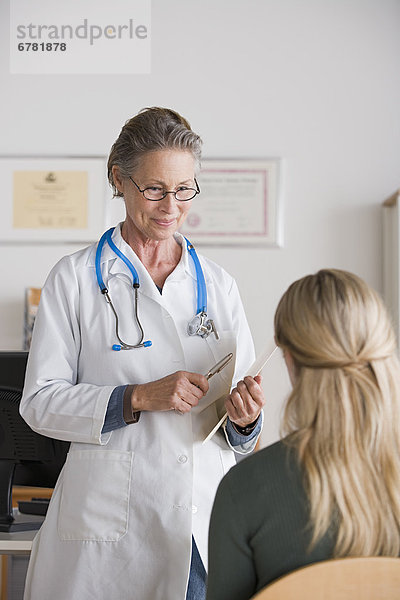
[[174, 353, 234, 416], [204, 353, 233, 380]]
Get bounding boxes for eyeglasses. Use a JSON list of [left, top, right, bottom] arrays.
[[129, 176, 200, 202]]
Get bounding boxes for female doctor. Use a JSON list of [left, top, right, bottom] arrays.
[[20, 107, 265, 600]]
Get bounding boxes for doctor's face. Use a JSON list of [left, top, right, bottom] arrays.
[[114, 149, 196, 243]]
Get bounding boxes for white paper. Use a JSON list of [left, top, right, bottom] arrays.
[[244, 340, 278, 378], [202, 342, 278, 444]]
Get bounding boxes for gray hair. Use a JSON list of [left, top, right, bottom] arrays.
[[107, 107, 203, 197]]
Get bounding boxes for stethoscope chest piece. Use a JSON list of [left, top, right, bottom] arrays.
[[187, 312, 219, 340]]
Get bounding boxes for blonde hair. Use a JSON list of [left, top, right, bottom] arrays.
[[274, 269, 400, 557]]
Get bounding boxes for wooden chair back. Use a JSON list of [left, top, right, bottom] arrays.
[[251, 557, 400, 600]]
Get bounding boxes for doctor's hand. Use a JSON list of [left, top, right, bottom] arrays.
[[130, 371, 209, 414], [225, 375, 265, 428]]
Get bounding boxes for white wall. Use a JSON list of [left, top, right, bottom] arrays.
[[1, 0, 399, 446]]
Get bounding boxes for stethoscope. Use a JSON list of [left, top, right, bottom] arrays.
[[95, 227, 219, 351]]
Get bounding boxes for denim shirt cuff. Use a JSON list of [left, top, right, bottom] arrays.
[[101, 385, 127, 434], [225, 415, 262, 446]]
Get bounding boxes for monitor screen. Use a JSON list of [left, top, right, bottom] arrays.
[[0, 351, 69, 531], [0, 351, 28, 390]]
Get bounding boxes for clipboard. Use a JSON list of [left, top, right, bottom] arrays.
[[202, 341, 278, 443]]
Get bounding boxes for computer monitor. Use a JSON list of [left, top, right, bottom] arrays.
[[0, 351, 29, 390], [0, 351, 69, 532]]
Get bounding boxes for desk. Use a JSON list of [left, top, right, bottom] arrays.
[[0, 511, 44, 555], [0, 486, 51, 555], [0, 512, 44, 599], [0, 487, 51, 599], [0, 536, 34, 556]]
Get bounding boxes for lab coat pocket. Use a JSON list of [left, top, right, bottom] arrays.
[[219, 448, 236, 475], [58, 449, 133, 542]]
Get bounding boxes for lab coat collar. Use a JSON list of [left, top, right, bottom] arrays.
[[87, 224, 198, 301]]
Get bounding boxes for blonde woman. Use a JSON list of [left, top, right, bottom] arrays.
[[206, 269, 400, 600]]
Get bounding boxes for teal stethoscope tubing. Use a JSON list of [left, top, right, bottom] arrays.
[[95, 227, 208, 350]]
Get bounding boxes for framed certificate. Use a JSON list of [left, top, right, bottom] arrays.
[[0, 156, 108, 242], [180, 159, 283, 246]]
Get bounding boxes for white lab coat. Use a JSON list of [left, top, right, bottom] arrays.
[[20, 225, 260, 600]]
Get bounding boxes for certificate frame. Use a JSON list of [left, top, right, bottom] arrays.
[[179, 158, 283, 247], [0, 156, 108, 243]]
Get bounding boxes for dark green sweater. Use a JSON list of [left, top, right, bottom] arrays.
[[206, 440, 335, 600]]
